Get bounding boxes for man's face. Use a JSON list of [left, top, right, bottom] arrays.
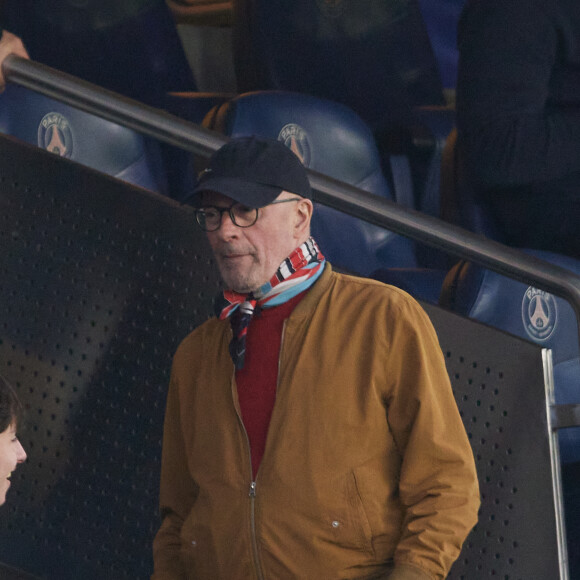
[[0, 422, 26, 506], [203, 191, 308, 293]]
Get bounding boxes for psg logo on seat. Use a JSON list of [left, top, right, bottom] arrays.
[[37, 112, 74, 159], [521, 286, 558, 342], [278, 124, 312, 168]]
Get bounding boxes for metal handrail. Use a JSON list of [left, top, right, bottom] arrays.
[[4, 55, 580, 333]]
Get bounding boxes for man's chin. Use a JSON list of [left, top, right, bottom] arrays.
[[216, 260, 267, 293], [219, 271, 257, 294]]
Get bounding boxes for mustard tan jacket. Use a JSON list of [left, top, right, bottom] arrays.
[[152, 266, 480, 580]]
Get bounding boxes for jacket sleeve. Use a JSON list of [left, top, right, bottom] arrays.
[[151, 366, 198, 580], [384, 298, 480, 579], [456, 0, 580, 187]]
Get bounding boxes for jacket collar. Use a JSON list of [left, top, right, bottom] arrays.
[[286, 262, 335, 320]]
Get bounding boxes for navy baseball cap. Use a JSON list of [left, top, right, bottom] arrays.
[[189, 136, 312, 208]]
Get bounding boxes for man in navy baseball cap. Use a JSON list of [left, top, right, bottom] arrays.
[[152, 133, 479, 580]]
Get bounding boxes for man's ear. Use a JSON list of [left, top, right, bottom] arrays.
[[295, 198, 313, 236]]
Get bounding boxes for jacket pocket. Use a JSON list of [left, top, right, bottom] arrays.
[[179, 516, 200, 580], [337, 470, 376, 557], [179, 514, 219, 579], [350, 459, 403, 560], [179, 543, 196, 580]]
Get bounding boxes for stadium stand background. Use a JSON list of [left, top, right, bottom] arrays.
[[1, 0, 579, 577]]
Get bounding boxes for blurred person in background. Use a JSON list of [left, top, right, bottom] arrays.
[[0, 31, 28, 91], [456, 0, 580, 258], [0, 0, 29, 93]]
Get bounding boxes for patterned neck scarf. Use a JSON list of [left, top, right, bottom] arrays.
[[216, 237, 325, 369]]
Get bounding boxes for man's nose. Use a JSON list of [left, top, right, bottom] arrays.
[[217, 210, 238, 238], [16, 441, 26, 463]]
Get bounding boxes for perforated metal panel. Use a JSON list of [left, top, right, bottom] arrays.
[[0, 134, 566, 579], [0, 135, 222, 579], [424, 304, 565, 580]]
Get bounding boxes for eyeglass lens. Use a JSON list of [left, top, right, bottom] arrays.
[[196, 203, 258, 231]]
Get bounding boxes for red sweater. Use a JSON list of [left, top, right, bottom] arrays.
[[235, 291, 306, 478]]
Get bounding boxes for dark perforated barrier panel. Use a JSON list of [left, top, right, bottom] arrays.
[[0, 134, 566, 579], [0, 134, 222, 579], [423, 305, 565, 579]]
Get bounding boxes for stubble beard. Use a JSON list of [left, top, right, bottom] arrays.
[[216, 253, 262, 294]]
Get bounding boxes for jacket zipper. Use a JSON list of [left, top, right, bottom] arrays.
[[249, 481, 264, 580], [233, 320, 288, 580], [232, 368, 266, 580]]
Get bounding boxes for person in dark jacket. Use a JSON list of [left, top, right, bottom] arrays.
[[456, 0, 580, 257]]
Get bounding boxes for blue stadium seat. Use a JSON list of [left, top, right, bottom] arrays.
[[440, 251, 580, 464], [3, 0, 199, 200], [202, 90, 418, 276], [0, 85, 168, 194]]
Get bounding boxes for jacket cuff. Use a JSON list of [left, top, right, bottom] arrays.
[[386, 563, 434, 580]]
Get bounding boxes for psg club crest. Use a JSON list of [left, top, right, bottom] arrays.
[[521, 286, 558, 342], [278, 124, 312, 168], [37, 112, 74, 159]]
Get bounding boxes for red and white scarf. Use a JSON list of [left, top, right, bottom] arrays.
[[216, 237, 325, 369]]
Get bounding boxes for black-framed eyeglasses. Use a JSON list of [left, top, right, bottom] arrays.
[[194, 198, 302, 232]]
